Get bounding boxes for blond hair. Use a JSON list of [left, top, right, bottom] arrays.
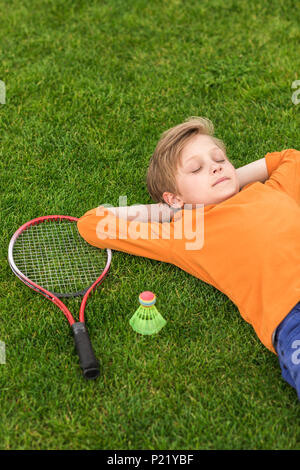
[[146, 116, 226, 203]]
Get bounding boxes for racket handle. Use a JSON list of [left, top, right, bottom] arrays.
[[71, 322, 100, 380]]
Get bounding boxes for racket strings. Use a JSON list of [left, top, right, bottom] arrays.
[[13, 219, 107, 295]]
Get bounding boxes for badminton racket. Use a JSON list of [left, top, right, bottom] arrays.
[[8, 215, 112, 380]]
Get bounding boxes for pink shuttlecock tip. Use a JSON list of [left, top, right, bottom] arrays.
[[139, 291, 156, 306]]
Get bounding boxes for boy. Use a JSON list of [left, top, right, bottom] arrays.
[[77, 116, 300, 400]]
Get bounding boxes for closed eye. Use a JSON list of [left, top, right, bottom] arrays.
[[192, 160, 225, 174]]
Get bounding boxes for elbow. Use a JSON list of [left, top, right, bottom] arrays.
[[77, 215, 90, 243]]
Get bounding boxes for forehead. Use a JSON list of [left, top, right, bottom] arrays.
[[180, 134, 219, 164]]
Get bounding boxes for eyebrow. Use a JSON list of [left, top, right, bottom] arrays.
[[184, 147, 221, 165]]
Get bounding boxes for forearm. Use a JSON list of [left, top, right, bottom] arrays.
[[236, 157, 269, 189], [107, 203, 176, 223]]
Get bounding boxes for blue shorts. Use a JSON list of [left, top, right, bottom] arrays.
[[273, 301, 300, 400]]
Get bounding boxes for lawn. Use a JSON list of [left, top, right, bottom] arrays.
[[1, 0, 300, 450]]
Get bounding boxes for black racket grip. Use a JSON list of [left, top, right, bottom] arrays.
[[71, 322, 100, 380]]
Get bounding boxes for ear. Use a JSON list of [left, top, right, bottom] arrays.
[[162, 191, 184, 208]]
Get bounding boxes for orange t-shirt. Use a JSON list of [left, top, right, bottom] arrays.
[[77, 149, 300, 354]]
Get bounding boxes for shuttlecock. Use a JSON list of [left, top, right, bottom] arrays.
[[129, 291, 167, 335]]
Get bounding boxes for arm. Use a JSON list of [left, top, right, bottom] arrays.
[[107, 202, 176, 223], [235, 157, 269, 189], [77, 205, 177, 264]]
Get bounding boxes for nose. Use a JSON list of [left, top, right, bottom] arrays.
[[211, 162, 223, 174]]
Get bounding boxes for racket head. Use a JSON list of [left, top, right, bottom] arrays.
[[8, 215, 112, 300]]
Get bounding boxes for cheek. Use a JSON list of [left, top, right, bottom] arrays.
[[177, 174, 193, 192], [232, 170, 239, 185], [226, 163, 237, 178], [228, 163, 237, 175], [229, 170, 240, 191]]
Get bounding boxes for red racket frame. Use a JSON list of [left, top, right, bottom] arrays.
[[8, 215, 112, 379]]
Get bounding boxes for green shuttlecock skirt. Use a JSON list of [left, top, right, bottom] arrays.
[[129, 305, 167, 335]]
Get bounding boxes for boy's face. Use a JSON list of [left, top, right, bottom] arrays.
[[163, 134, 240, 208]]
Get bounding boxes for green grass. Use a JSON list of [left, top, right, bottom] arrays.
[[1, 0, 300, 450]]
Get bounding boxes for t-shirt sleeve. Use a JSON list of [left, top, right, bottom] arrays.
[[264, 149, 300, 206], [77, 206, 175, 264]]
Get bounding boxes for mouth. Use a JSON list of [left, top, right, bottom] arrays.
[[213, 177, 230, 186]]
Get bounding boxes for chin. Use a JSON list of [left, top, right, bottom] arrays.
[[220, 188, 239, 202]]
